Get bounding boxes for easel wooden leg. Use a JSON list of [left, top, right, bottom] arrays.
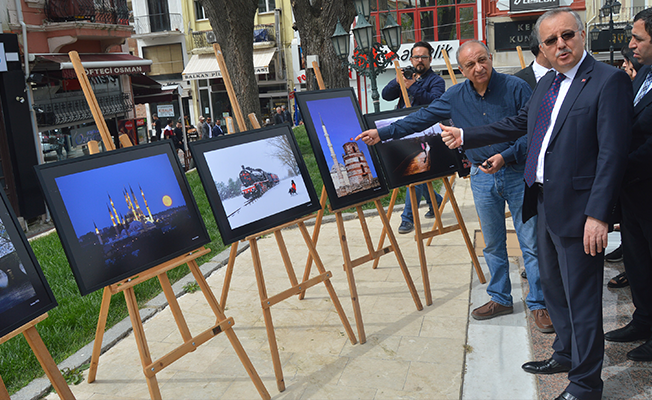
[[371, 188, 399, 269], [88, 286, 112, 383], [187, 260, 271, 400], [411, 184, 432, 305], [249, 238, 285, 392], [297, 222, 357, 344], [335, 212, 366, 344], [0, 375, 10, 400], [220, 242, 239, 308], [123, 287, 161, 400], [158, 273, 192, 342], [442, 177, 485, 283], [374, 199, 424, 310], [23, 326, 76, 400], [298, 187, 327, 300], [426, 176, 454, 246], [274, 230, 299, 287]]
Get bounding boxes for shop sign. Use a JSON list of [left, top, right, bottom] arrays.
[[62, 65, 151, 79], [71, 125, 101, 146], [494, 19, 538, 51], [510, 0, 558, 12], [157, 105, 174, 117]]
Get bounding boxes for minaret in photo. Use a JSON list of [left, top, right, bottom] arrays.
[[319, 114, 349, 188]]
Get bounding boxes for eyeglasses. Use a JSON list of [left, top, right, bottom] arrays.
[[410, 55, 430, 60], [542, 29, 581, 47]]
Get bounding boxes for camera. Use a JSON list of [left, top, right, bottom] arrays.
[[403, 66, 416, 80]]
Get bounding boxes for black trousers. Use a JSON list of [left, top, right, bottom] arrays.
[[537, 192, 604, 400], [621, 183, 652, 332]]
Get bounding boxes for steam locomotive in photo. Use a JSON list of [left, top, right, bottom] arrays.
[[239, 165, 279, 200]]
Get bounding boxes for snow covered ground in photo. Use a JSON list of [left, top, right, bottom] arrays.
[[223, 176, 313, 229]]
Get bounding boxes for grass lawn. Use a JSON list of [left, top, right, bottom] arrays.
[[0, 125, 442, 394]]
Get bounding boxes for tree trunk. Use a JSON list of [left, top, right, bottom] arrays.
[[199, 0, 261, 130], [292, 0, 356, 90]]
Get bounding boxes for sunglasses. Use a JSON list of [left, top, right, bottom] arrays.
[[410, 55, 430, 60], [542, 29, 581, 47]]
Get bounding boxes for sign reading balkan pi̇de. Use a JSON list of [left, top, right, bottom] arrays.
[[510, 0, 558, 12]]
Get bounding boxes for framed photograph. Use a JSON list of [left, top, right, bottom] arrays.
[[189, 125, 321, 245], [0, 187, 57, 338], [295, 88, 388, 211], [36, 141, 210, 296], [364, 107, 460, 189]]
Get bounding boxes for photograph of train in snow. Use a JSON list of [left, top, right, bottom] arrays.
[[364, 107, 461, 189], [36, 141, 210, 296], [190, 125, 321, 245], [295, 88, 388, 211], [0, 187, 57, 338]]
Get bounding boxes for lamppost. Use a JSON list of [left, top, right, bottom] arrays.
[[600, 0, 622, 65], [330, 0, 401, 113]]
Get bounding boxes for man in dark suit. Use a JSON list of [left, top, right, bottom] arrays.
[[515, 32, 552, 90], [441, 9, 632, 400], [604, 7, 652, 362]]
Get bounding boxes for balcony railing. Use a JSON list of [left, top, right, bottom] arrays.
[[44, 0, 129, 25], [254, 24, 275, 42], [191, 25, 276, 50], [132, 13, 184, 35], [33, 93, 133, 127]]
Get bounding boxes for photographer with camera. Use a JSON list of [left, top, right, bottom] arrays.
[[381, 41, 445, 234]]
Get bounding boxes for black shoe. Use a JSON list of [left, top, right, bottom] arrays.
[[521, 269, 527, 279], [522, 357, 571, 375], [555, 391, 579, 400], [607, 271, 628, 288], [605, 321, 652, 342], [424, 209, 435, 219], [398, 221, 414, 234], [605, 245, 623, 262], [627, 339, 652, 361]]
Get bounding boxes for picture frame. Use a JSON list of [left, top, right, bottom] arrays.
[[295, 88, 388, 211], [0, 187, 57, 338], [36, 141, 210, 296], [364, 107, 461, 189], [189, 125, 321, 245]]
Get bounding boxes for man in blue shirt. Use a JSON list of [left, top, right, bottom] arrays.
[[382, 41, 446, 234], [357, 40, 551, 332]]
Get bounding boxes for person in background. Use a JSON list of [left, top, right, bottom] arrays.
[[604, 8, 652, 363], [282, 105, 292, 124], [357, 41, 550, 335], [202, 117, 212, 139], [515, 32, 553, 90], [196, 116, 205, 140], [173, 121, 185, 154], [381, 41, 446, 234], [151, 113, 161, 142], [273, 107, 284, 125], [212, 119, 224, 137], [162, 120, 174, 140], [605, 45, 643, 289]]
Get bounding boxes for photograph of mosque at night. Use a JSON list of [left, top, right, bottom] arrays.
[[37, 148, 209, 295]]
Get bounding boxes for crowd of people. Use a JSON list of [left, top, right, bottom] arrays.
[[358, 8, 652, 400]]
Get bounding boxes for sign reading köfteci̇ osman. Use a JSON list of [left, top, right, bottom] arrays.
[[510, 0, 559, 12]]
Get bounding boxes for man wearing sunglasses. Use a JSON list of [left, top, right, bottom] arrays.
[[604, 7, 652, 363], [381, 41, 446, 234], [440, 9, 632, 400]]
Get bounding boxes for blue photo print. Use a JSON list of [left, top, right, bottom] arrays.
[[36, 141, 210, 295]]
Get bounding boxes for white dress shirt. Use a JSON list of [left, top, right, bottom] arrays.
[[535, 51, 587, 184], [532, 60, 552, 83]]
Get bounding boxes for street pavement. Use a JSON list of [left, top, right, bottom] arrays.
[[12, 177, 650, 399]]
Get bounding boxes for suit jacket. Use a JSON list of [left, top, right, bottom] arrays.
[[464, 55, 633, 237], [514, 63, 537, 90], [625, 64, 652, 187]]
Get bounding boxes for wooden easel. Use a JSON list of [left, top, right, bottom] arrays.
[[294, 62, 423, 345], [68, 51, 270, 400], [0, 314, 75, 400], [242, 215, 357, 392]]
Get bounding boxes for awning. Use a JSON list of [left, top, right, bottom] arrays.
[[182, 48, 276, 80], [31, 53, 153, 78]]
